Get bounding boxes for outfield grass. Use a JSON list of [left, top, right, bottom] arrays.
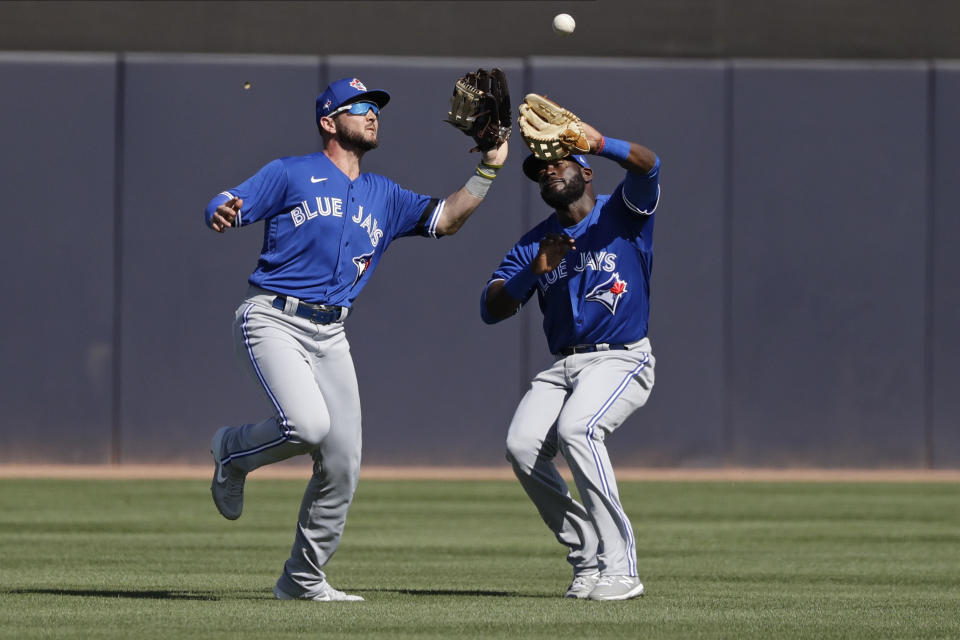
[[0, 477, 958, 639]]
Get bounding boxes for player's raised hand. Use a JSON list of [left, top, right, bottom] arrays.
[[210, 197, 242, 233], [581, 121, 604, 153], [532, 233, 576, 275], [480, 138, 509, 167]]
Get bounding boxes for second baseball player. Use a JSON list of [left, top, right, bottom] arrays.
[[481, 95, 660, 601]]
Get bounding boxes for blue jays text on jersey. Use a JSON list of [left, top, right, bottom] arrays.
[[204, 152, 446, 306], [485, 158, 661, 354]]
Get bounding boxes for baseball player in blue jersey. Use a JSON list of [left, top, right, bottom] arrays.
[[481, 98, 659, 601], [205, 76, 508, 602]]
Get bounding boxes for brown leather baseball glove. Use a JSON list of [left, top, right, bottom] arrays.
[[446, 68, 512, 152]]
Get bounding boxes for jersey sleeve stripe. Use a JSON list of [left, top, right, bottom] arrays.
[[414, 197, 443, 238], [427, 198, 445, 238], [621, 184, 660, 216], [219, 190, 242, 226]]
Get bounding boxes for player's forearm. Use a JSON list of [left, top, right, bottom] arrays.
[[594, 136, 657, 175], [622, 142, 658, 174], [581, 121, 656, 175], [434, 152, 506, 235], [481, 279, 524, 323], [481, 261, 544, 323], [434, 187, 484, 236]]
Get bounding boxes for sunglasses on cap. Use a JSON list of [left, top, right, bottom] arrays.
[[329, 101, 380, 117]]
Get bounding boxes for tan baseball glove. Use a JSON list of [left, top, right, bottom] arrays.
[[518, 94, 590, 160]]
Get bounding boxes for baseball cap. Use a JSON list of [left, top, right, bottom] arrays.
[[316, 77, 390, 125], [522, 153, 591, 182]]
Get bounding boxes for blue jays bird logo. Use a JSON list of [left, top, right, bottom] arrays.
[[349, 78, 367, 91], [352, 252, 374, 286], [585, 272, 628, 315]]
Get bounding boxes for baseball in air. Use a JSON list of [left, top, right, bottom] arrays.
[[552, 13, 576, 36]]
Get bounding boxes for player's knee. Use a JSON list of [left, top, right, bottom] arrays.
[[287, 415, 331, 448], [315, 453, 360, 486], [556, 419, 593, 446], [505, 433, 542, 471]]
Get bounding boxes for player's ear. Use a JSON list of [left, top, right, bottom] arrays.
[[318, 115, 338, 135], [581, 167, 593, 183]]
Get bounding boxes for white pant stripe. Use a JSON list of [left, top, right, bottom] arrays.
[[222, 304, 291, 465], [224, 435, 288, 463], [583, 352, 649, 576]]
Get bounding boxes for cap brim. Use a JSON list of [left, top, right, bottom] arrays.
[[522, 155, 546, 181], [340, 89, 391, 110], [522, 153, 590, 181]]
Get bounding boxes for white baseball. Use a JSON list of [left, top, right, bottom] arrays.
[[552, 13, 576, 36]]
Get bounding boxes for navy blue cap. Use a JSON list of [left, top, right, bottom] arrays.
[[522, 153, 591, 182], [316, 77, 390, 125]]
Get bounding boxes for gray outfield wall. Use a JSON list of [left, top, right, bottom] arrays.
[[0, 52, 957, 468]]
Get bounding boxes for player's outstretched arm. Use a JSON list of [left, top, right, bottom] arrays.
[[482, 279, 522, 322], [433, 141, 509, 236], [582, 121, 658, 176], [482, 233, 575, 323]]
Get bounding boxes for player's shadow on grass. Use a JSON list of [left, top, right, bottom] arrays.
[[9, 588, 218, 601], [11, 587, 553, 600]]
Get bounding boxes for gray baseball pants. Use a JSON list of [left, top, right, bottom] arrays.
[[216, 285, 361, 598], [505, 339, 654, 578]]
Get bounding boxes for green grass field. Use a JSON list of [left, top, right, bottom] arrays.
[[1, 477, 958, 639]]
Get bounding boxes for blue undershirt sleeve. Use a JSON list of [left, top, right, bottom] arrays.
[[621, 155, 661, 215]]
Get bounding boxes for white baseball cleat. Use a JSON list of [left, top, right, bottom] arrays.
[[564, 573, 600, 599], [273, 581, 364, 602], [587, 575, 645, 601], [210, 426, 246, 520]]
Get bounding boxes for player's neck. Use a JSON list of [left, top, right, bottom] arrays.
[[556, 194, 595, 227], [323, 144, 364, 180]]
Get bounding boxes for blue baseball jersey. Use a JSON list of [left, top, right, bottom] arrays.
[[205, 152, 444, 306], [487, 159, 661, 354]]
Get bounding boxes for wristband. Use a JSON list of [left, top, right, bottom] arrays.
[[465, 161, 501, 197], [597, 136, 630, 162], [503, 266, 540, 299], [465, 174, 494, 198], [476, 161, 502, 179]]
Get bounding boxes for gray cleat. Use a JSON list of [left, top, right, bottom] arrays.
[[273, 581, 364, 602], [210, 426, 246, 520], [588, 575, 645, 601], [564, 573, 600, 599]]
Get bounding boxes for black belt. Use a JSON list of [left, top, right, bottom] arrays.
[[556, 343, 630, 357], [272, 296, 344, 324]]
